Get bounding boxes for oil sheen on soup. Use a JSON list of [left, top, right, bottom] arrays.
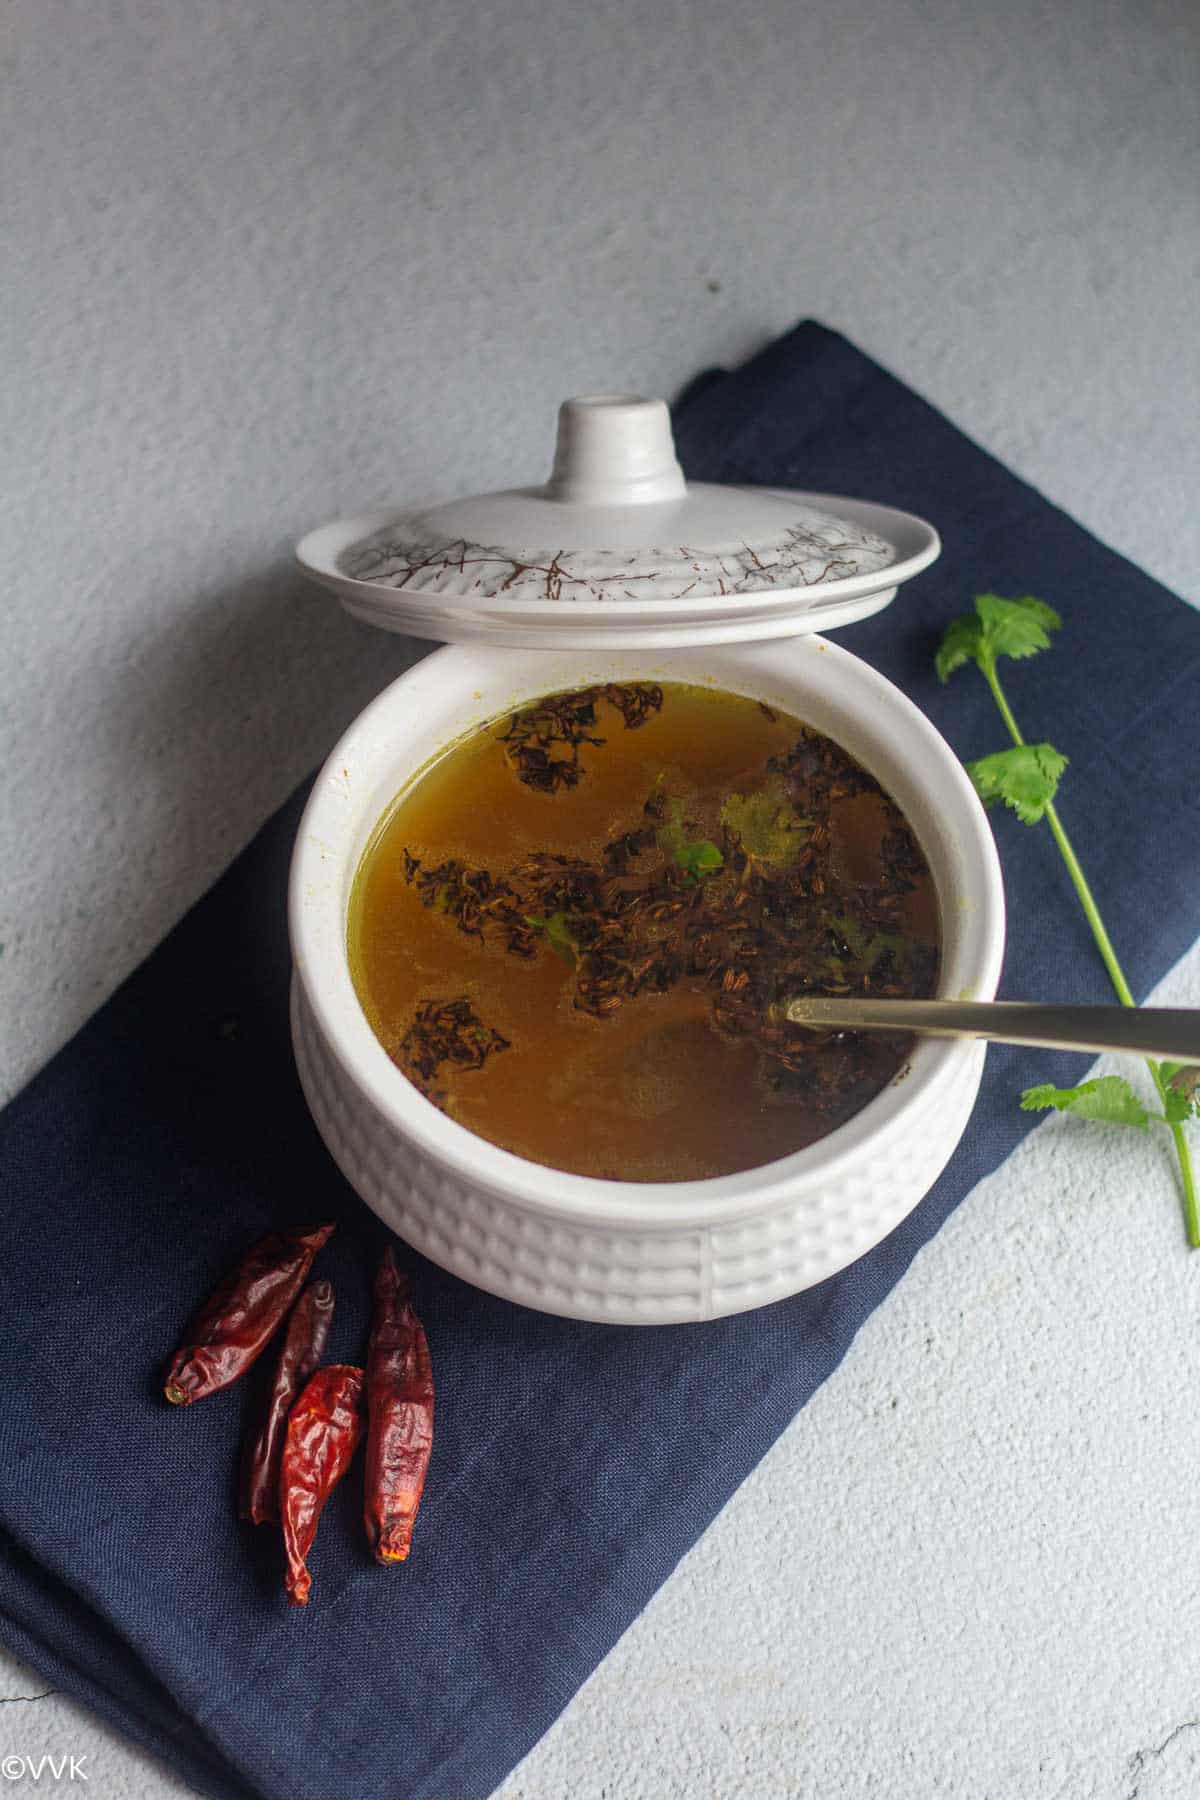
[[349, 681, 940, 1182]]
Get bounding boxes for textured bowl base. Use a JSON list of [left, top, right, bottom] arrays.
[[292, 980, 985, 1324]]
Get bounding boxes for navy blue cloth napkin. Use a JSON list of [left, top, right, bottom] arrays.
[[2, 322, 1198, 1800]]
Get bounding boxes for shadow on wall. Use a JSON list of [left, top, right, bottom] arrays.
[[4, 558, 429, 1100], [93, 555, 429, 879]]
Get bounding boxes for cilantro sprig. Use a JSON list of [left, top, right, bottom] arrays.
[[525, 911, 579, 967], [937, 593, 1198, 1244], [656, 798, 724, 884], [1021, 1076, 1176, 1131], [964, 743, 1068, 826]]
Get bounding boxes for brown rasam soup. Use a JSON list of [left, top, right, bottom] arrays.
[[349, 681, 940, 1182]]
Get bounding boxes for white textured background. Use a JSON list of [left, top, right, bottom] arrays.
[[2, 1, 1199, 1794]]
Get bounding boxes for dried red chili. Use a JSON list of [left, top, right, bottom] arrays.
[[163, 1222, 335, 1406], [280, 1364, 365, 1606], [239, 1278, 335, 1526], [364, 1248, 434, 1564]]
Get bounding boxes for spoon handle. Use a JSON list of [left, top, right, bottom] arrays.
[[781, 998, 1200, 1064]]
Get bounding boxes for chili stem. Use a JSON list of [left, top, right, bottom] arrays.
[[982, 658, 1199, 1248]]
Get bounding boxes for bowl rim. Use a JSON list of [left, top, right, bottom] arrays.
[[289, 638, 1005, 1230]]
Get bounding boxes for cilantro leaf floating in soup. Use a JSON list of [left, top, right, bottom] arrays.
[[348, 683, 941, 1183]]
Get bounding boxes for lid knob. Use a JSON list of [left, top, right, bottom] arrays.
[[544, 394, 687, 506]]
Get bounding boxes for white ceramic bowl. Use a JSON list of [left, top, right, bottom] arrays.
[[289, 639, 1005, 1324]]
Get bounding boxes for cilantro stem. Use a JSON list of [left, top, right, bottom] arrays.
[[981, 656, 1200, 1247], [1171, 1121, 1199, 1247], [981, 660, 1132, 1005]]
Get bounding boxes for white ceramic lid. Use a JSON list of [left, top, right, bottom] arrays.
[[296, 394, 940, 649]]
